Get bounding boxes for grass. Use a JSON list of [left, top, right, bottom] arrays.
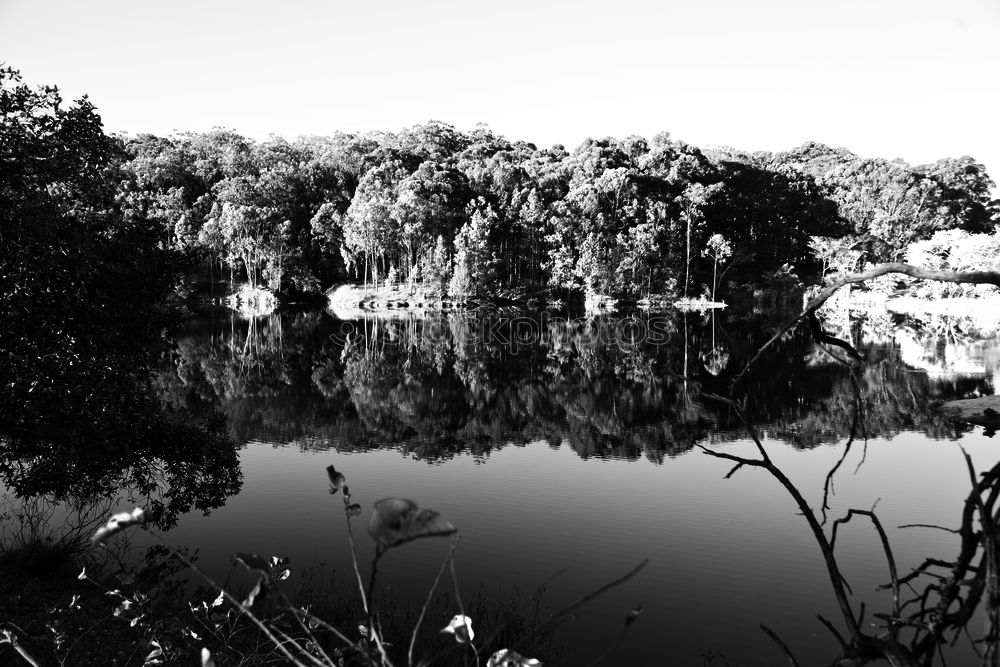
[[1, 463, 646, 666]]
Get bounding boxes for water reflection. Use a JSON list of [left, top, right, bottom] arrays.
[[1, 307, 242, 530], [163, 308, 992, 461], [5, 302, 1000, 664]]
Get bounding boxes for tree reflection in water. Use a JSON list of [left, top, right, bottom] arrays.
[[164, 307, 987, 463], [20, 302, 989, 665], [0, 308, 243, 535], [165, 305, 1000, 664]]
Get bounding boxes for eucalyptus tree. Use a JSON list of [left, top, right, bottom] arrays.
[[449, 205, 496, 298], [703, 148, 843, 277], [342, 160, 408, 290], [393, 160, 471, 290], [701, 233, 732, 300], [775, 142, 996, 263]]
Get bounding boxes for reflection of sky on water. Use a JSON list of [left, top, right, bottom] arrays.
[[163, 429, 994, 665]]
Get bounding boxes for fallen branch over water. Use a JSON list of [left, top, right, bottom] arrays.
[[733, 263, 1000, 385]]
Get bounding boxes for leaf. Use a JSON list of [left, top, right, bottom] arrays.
[[144, 641, 164, 666], [233, 553, 270, 574], [367, 498, 457, 549], [211, 592, 224, 607], [243, 577, 266, 608], [440, 614, 474, 643], [487, 649, 542, 667], [327, 465, 347, 495], [624, 605, 643, 626], [233, 553, 290, 583], [91, 508, 146, 545]]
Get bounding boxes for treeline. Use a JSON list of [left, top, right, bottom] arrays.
[[121, 123, 998, 300], [5, 66, 999, 306]]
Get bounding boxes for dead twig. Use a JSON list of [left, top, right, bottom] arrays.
[[760, 624, 800, 667]]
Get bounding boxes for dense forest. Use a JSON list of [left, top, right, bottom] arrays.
[[124, 121, 999, 303], [4, 66, 996, 311]]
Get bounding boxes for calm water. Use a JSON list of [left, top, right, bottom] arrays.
[[7, 304, 1000, 665]]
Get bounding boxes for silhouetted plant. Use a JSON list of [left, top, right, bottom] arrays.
[[7, 463, 648, 667]]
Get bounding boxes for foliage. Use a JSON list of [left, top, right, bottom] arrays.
[[45, 69, 986, 303], [34, 465, 595, 667], [901, 229, 1000, 299], [0, 66, 242, 520], [701, 233, 732, 300]]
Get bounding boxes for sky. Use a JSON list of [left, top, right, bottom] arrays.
[[2, 0, 999, 182]]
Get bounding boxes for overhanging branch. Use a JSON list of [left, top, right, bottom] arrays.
[[733, 263, 1000, 386]]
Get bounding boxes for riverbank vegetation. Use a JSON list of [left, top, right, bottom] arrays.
[[123, 123, 999, 306], [5, 67, 996, 314], [4, 64, 1000, 665]]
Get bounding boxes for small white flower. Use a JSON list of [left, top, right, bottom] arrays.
[[441, 614, 474, 643]]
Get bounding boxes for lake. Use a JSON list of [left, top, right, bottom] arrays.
[[6, 303, 1000, 665]]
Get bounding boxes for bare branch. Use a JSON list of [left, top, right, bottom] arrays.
[[816, 614, 848, 653], [831, 509, 901, 620], [899, 524, 961, 535], [760, 624, 801, 667]]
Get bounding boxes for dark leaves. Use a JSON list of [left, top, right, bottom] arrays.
[[327, 465, 347, 495], [233, 553, 291, 582], [367, 498, 457, 549]]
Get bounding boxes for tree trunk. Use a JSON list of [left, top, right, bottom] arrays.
[[684, 213, 692, 298], [712, 257, 718, 301]]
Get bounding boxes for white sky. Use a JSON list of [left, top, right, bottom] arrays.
[[2, 0, 999, 184]]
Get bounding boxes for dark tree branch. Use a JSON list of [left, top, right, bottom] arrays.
[[816, 614, 849, 653], [830, 508, 901, 620], [732, 263, 1000, 386], [707, 262, 1000, 665], [899, 524, 962, 535], [699, 393, 868, 649], [761, 624, 801, 667]]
